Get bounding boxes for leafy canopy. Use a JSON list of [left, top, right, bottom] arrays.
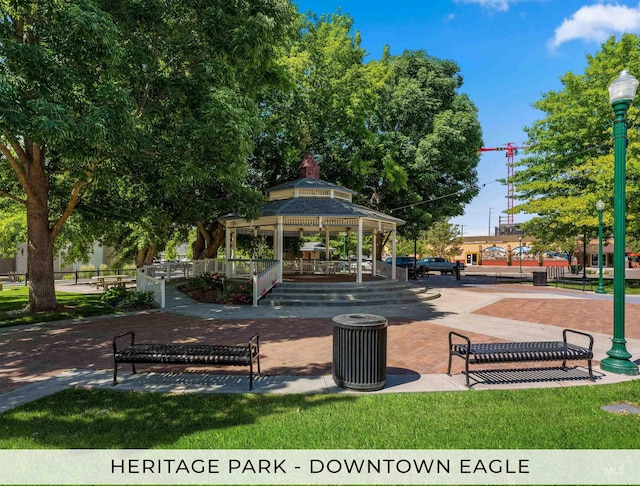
[[513, 34, 640, 249]]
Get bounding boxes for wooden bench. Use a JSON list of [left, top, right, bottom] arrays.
[[447, 329, 594, 387], [112, 332, 261, 390]]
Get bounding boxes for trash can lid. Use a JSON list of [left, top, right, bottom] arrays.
[[332, 313, 387, 329]]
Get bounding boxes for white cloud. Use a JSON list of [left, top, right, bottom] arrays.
[[455, 0, 518, 11], [549, 3, 640, 49]]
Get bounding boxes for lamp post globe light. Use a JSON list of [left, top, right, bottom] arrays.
[[601, 70, 639, 375], [596, 199, 606, 294]]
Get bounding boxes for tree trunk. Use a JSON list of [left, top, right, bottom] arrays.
[[375, 232, 390, 261], [192, 230, 205, 259], [193, 221, 225, 260], [135, 246, 156, 268], [25, 169, 57, 312]]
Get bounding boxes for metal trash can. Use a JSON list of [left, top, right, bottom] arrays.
[[532, 271, 548, 286], [332, 313, 387, 391]]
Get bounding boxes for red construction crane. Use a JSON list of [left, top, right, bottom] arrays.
[[478, 142, 526, 225]]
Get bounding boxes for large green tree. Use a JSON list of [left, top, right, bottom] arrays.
[[0, 1, 136, 311], [512, 34, 640, 250], [76, 0, 297, 264], [251, 12, 375, 189], [252, 13, 483, 260], [0, 1, 296, 310], [362, 49, 482, 258]]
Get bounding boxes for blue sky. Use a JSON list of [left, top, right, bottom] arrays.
[[295, 0, 640, 235]]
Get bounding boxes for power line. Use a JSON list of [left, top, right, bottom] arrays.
[[389, 178, 501, 213]]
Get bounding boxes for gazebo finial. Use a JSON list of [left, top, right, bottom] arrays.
[[299, 153, 320, 179]]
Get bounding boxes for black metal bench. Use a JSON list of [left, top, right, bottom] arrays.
[[112, 331, 261, 390], [447, 329, 594, 387]]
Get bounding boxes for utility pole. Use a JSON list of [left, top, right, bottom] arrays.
[[488, 208, 494, 236]]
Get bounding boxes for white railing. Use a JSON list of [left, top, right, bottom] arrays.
[[191, 258, 224, 277], [225, 259, 277, 279], [252, 260, 282, 307], [377, 261, 408, 281], [141, 258, 224, 281], [282, 258, 351, 275], [137, 267, 166, 308]]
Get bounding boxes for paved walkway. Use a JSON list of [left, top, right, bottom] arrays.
[[2, 274, 640, 412]]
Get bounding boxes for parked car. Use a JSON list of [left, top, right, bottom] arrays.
[[349, 258, 373, 271], [417, 257, 465, 275], [384, 256, 416, 268]]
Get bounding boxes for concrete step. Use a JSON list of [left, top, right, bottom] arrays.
[[259, 280, 438, 306], [259, 293, 439, 306], [272, 281, 417, 294]]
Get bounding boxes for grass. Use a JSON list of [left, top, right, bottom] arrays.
[[550, 280, 640, 294], [1, 382, 639, 449], [0, 286, 119, 328]]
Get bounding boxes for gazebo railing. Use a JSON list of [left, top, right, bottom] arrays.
[[289, 258, 346, 275], [192, 258, 224, 276], [227, 258, 277, 278], [253, 260, 281, 306], [377, 261, 408, 281]]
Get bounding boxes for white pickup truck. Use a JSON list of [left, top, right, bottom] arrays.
[[417, 257, 465, 275]]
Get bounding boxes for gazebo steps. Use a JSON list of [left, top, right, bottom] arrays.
[[259, 280, 438, 306], [269, 281, 417, 294]]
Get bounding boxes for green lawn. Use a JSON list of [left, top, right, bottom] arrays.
[[1, 382, 639, 449], [0, 286, 119, 328]]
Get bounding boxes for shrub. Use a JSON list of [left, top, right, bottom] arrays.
[[226, 280, 252, 305], [187, 273, 225, 291], [182, 273, 252, 304], [101, 287, 154, 310]]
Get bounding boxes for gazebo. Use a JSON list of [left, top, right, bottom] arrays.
[[219, 154, 405, 285]]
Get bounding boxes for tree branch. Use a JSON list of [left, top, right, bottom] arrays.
[[0, 142, 35, 200], [0, 189, 26, 205], [50, 161, 98, 239], [4, 133, 31, 167]]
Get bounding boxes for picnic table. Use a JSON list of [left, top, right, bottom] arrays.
[[91, 275, 133, 290]]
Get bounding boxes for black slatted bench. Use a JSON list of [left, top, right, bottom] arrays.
[[112, 331, 261, 390], [447, 329, 594, 387]]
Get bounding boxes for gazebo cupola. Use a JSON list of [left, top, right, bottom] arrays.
[[265, 153, 356, 205]]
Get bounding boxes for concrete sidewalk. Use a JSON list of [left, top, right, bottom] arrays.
[[2, 274, 640, 413]]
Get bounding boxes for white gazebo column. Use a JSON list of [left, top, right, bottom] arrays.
[[372, 227, 378, 277], [225, 225, 231, 277], [324, 228, 330, 274], [277, 217, 284, 281], [356, 218, 363, 283], [391, 227, 397, 280], [231, 229, 238, 276], [231, 229, 237, 257]]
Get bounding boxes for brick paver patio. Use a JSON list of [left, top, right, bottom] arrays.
[[2, 283, 638, 395]]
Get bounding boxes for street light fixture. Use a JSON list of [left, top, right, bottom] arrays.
[[596, 199, 606, 294], [601, 70, 639, 375]]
